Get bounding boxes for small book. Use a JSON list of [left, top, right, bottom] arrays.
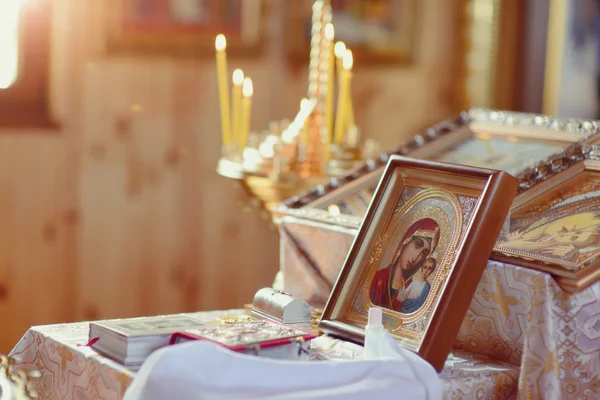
[[88, 315, 206, 367], [169, 320, 316, 360]]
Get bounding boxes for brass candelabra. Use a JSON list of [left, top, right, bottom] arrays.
[[215, 0, 378, 218]]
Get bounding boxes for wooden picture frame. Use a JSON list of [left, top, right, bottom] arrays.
[[105, 0, 265, 57], [492, 144, 600, 292], [285, 0, 419, 65], [318, 156, 518, 372], [276, 109, 600, 227]]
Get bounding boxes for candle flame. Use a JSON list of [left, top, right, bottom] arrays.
[[325, 23, 334, 41], [243, 77, 253, 97], [215, 34, 226, 51], [343, 49, 353, 70], [334, 41, 346, 59], [233, 68, 244, 85]]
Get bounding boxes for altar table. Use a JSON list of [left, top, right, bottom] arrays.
[[279, 216, 600, 400], [9, 309, 520, 400]]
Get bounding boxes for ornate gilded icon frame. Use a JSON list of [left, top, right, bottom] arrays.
[[493, 144, 600, 292], [276, 109, 600, 228], [318, 156, 518, 371]]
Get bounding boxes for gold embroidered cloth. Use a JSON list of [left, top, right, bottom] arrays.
[[8, 310, 245, 400], [9, 309, 519, 399], [280, 216, 600, 400]]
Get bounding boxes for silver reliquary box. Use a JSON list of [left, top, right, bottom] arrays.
[[251, 287, 312, 328]]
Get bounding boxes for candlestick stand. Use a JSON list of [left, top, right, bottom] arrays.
[[216, 0, 373, 221]]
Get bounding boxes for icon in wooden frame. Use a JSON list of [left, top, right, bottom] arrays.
[[318, 156, 518, 371]]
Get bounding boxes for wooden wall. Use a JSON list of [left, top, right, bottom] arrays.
[[0, 0, 459, 353]]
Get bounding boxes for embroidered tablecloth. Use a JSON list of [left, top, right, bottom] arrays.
[[9, 309, 519, 399], [8, 310, 245, 400], [279, 215, 600, 400]]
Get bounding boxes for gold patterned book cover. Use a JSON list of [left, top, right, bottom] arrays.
[[170, 320, 315, 360]]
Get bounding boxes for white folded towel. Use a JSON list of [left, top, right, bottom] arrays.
[[124, 331, 441, 400]]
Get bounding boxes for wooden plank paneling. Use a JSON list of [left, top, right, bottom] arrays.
[[0, 136, 16, 352], [0, 0, 460, 353], [0, 0, 82, 352]]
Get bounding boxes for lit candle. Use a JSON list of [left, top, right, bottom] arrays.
[[345, 49, 355, 130], [334, 50, 353, 144], [347, 100, 355, 128], [324, 23, 335, 145], [231, 68, 244, 148], [334, 41, 346, 85], [333, 42, 347, 141], [240, 77, 253, 150], [215, 34, 231, 149]]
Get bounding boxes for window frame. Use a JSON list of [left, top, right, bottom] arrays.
[[0, 0, 56, 130]]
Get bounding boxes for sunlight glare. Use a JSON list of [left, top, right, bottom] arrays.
[[0, 0, 21, 89]]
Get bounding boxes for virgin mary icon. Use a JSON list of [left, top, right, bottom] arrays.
[[369, 218, 440, 313]]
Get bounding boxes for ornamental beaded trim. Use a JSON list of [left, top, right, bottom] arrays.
[[514, 144, 600, 194], [280, 109, 600, 210]]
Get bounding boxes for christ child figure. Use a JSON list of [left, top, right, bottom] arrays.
[[396, 257, 436, 314]]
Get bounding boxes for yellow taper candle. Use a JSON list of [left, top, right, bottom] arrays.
[[324, 23, 335, 144], [240, 77, 253, 150], [215, 34, 231, 149], [345, 49, 355, 131], [231, 68, 244, 148], [347, 96, 355, 131], [334, 41, 346, 86], [334, 50, 353, 144]]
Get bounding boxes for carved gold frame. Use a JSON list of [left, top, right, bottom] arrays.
[[492, 144, 600, 292]]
